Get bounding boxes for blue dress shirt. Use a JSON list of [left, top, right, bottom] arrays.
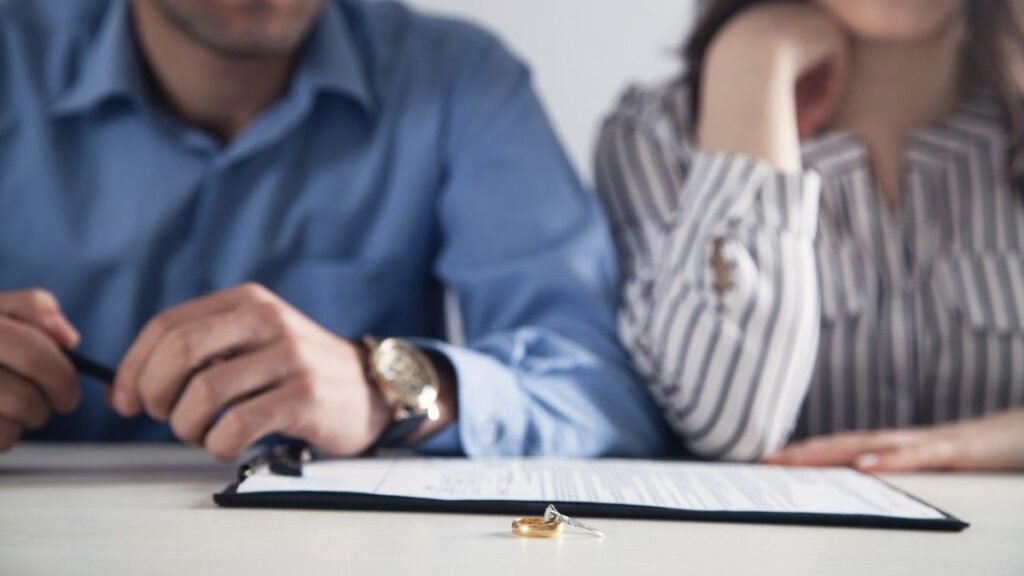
[[0, 0, 673, 456]]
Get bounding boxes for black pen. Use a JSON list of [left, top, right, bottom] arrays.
[[65, 350, 116, 386]]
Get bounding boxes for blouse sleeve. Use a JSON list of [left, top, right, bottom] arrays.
[[594, 86, 824, 460]]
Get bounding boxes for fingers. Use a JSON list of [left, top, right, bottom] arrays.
[[855, 439, 961, 473], [168, 340, 305, 446], [204, 383, 300, 462], [773, 414, 1024, 472], [0, 315, 78, 414], [764, 430, 916, 467], [115, 283, 277, 414], [763, 433, 864, 466], [135, 305, 288, 421], [0, 416, 21, 452], [114, 284, 284, 418], [0, 368, 51, 430], [0, 289, 80, 349]]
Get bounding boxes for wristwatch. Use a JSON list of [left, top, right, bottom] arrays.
[[363, 336, 442, 448]]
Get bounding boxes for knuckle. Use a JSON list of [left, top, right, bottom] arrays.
[[140, 383, 175, 421], [145, 314, 172, 343], [7, 387, 42, 427], [28, 408, 50, 430], [279, 338, 308, 369], [258, 301, 290, 334], [935, 439, 959, 462], [169, 411, 200, 446], [145, 394, 173, 422], [239, 282, 272, 302], [53, 388, 78, 416], [189, 371, 216, 405], [19, 342, 43, 375], [0, 385, 27, 417], [0, 422, 20, 452], [220, 409, 252, 440], [168, 412, 190, 442], [290, 372, 318, 403], [54, 365, 79, 408], [21, 344, 49, 378], [168, 326, 201, 368], [206, 437, 237, 462], [25, 289, 59, 314]]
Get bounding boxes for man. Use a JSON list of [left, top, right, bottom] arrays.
[[0, 0, 673, 459]]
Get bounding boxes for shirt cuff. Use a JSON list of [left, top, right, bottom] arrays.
[[408, 339, 528, 457], [681, 151, 821, 236]]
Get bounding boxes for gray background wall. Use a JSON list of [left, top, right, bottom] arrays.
[[400, 0, 698, 180]]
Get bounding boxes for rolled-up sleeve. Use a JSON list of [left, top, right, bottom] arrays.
[[594, 87, 823, 461], [413, 35, 674, 458]]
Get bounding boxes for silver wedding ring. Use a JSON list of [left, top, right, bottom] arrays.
[[543, 504, 605, 538]]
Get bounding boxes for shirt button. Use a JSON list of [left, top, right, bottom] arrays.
[[479, 419, 504, 446]]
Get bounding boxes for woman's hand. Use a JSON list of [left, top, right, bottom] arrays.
[[698, 2, 850, 173], [764, 410, 1024, 472]]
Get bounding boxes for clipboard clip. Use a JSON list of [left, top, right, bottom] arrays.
[[237, 443, 312, 481]]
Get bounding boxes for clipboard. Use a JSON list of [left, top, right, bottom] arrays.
[[213, 447, 968, 532]]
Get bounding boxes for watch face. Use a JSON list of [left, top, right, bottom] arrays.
[[374, 340, 439, 408]]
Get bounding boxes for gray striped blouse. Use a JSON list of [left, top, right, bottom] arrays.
[[595, 81, 1024, 461]]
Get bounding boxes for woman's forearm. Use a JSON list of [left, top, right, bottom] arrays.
[[698, 43, 803, 173], [697, 3, 848, 173]]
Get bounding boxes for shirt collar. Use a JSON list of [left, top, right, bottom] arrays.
[[298, 1, 376, 115], [50, 0, 143, 115], [801, 90, 1008, 181], [50, 0, 377, 117]]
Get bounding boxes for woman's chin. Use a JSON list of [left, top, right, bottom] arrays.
[[814, 0, 964, 43]]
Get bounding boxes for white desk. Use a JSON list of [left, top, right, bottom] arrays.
[[1, 444, 1022, 575]]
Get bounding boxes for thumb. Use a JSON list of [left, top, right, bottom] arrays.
[[0, 289, 80, 349]]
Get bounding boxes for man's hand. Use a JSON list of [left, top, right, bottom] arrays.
[[764, 410, 1024, 472], [112, 283, 392, 461], [0, 289, 81, 452]]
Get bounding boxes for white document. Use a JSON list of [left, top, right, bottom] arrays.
[[236, 458, 944, 520]]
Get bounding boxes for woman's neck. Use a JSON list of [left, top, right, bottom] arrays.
[[829, 20, 967, 205]]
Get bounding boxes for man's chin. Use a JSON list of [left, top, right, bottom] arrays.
[[150, 0, 320, 60], [195, 36, 302, 59]]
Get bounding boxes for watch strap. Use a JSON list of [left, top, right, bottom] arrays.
[[371, 413, 427, 451]]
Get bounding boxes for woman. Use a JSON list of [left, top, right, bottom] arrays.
[[596, 0, 1024, 470]]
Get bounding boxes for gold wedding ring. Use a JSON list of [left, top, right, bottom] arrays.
[[511, 516, 564, 538], [511, 505, 605, 539]]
